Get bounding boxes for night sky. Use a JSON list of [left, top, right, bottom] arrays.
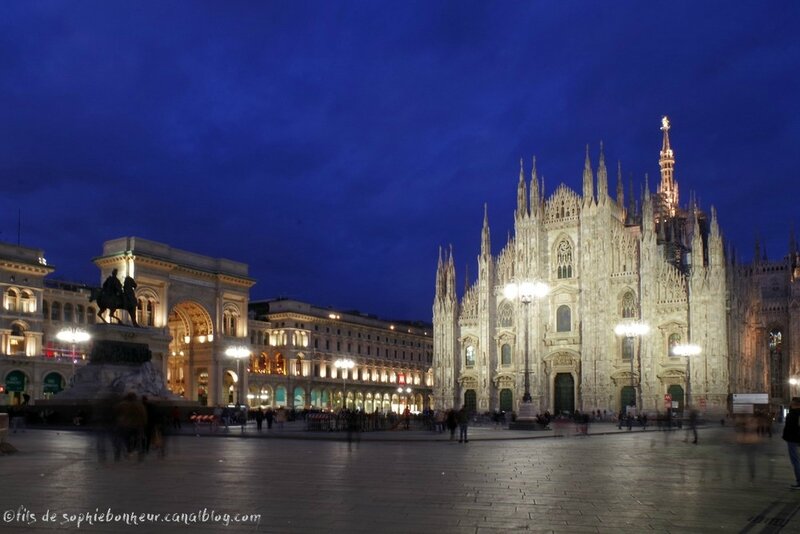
[[2, 2, 799, 322]]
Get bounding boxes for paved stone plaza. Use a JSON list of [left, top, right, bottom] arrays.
[[2, 424, 799, 533]]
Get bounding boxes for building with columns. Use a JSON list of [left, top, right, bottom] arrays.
[[1, 236, 433, 412], [433, 117, 792, 418]]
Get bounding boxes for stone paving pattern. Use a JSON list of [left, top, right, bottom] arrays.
[[1, 422, 799, 533]]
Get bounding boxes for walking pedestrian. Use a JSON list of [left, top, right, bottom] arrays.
[[684, 409, 698, 444], [255, 408, 264, 432], [446, 409, 457, 440], [457, 406, 469, 443], [265, 407, 274, 430], [783, 397, 800, 490]]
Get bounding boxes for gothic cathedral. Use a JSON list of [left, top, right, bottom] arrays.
[[432, 117, 739, 417]]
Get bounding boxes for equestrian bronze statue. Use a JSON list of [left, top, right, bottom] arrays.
[[89, 268, 140, 327]]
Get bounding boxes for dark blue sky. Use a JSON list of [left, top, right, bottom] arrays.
[[2, 2, 799, 321]]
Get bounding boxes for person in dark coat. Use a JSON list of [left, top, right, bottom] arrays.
[[254, 408, 264, 432], [446, 409, 458, 440], [265, 408, 274, 429], [457, 406, 469, 443], [783, 397, 800, 489]]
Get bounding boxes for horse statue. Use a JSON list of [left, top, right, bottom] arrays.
[[89, 275, 140, 328]]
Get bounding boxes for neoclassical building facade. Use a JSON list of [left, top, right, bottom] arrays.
[[433, 117, 794, 417], [1, 237, 433, 411]]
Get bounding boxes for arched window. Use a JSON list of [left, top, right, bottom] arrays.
[[556, 239, 573, 279], [274, 354, 285, 375], [501, 343, 512, 365], [20, 291, 34, 313], [51, 301, 61, 321], [465, 345, 476, 367], [87, 306, 97, 324], [621, 291, 637, 318], [146, 300, 155, 326], [136, 298, 145, 325], [5, 288, 19, 312], [63, 303, 74, 323], [42, 300, 49, 320], [76, 305, 85, 324], [556, 305, 571, 332], [769, 328, 784, 399], [497, 303, 513, 327]]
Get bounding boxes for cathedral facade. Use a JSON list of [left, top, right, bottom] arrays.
[[433, 118, 735, 417]]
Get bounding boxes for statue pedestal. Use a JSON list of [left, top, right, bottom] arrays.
[[39, 324, 194, 407], [516, 402, 537, 421], [509, 401, 542, 431]]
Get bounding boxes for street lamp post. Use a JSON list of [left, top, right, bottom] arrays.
[[225, 346, 251, 406], [673, 343, 702, 410], [334, 358, 355, 410], [614, 322, 650, 413], [56, 328, 91, 382], [504, 280, 549, 419]]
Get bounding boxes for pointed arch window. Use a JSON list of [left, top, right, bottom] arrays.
[[556, 239, 573, 279], [621, 291, 637, 318], [497, 303, 513, 327]]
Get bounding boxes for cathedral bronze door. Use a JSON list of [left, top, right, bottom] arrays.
[[463, 390, 477, 412], [668, 385, 684, 414], [499, 389, 513, 412], [554, 373, 574, 415]]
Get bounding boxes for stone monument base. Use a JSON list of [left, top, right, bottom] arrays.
[[38, 324, 195, 407], [509, 401, 544, 430]]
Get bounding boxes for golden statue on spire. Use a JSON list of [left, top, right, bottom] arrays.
[[661, 115, 670, 132]]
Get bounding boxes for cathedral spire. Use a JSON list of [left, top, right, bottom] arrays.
[[642, 173, 653, 233], [530, 156, 540, 217], [616, 160, 624, 208], [435, 246, 443, 297], [516, 157, 528, 219], [597, 141, 608, 204], [658, 115, 679, 218], [582, 144, 594, 206], [481, 203, 491, 257], [690, 204, 703, 270], [626, 176, 636, 224], [708, 205, 724, 268], [446, 244, 456, 301]]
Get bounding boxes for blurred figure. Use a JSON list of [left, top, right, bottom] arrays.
[[446, 409, 457, 440], [782, 397, 800, 490], [457, 406, 469, 443], [113, 392, 147, 461], [684, 409, 699, 444], [255, 408, 264, 432], [265, 407, 274, 430], [346, 409, 360, 450], [733, 415, 762, 481]]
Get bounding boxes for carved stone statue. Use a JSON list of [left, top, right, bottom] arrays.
[[89, 269, 140, 327]]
